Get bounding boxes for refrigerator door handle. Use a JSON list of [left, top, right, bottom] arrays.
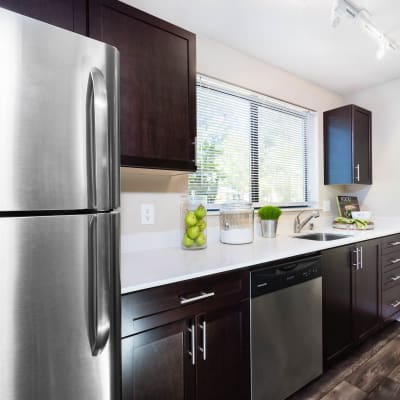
[[89, 214, 111, 355], [87, 68, 111, 211]]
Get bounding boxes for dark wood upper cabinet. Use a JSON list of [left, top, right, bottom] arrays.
[[322, 239, 380, 364], [324, 104, 372, 185], [0, 0, 87, 34], [88, 0, 196, 171]]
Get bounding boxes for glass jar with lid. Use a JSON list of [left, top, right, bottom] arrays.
[[219, 202, 254, 244], [181, 195, 207, 250]]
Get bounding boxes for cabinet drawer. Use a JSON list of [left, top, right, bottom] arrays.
[[122, 270, 248, 337], [382, 251, 400, 271], [383, 265, 400, 290], [382, 234, 400, 255], [382, 284, 400, 320]]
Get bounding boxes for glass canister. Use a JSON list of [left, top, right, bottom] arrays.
[[181, 195, 207, 250], [219, 202, 254, 244]]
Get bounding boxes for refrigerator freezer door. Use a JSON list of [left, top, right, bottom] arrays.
[[0, 8, 119, 212], [0, 212, 120, 400]]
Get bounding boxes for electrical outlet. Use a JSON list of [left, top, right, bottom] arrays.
[[141, 204, 155, 224]]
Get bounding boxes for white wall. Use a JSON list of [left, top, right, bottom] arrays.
[[120, 2, 344, 236], [344, 77, 400, 216]]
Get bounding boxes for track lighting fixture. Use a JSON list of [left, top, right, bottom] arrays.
[[331, 0, 398, 59]]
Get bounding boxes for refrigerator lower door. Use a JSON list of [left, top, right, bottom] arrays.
[[0, 8, 120, 212], [0, 212, 120, 400]]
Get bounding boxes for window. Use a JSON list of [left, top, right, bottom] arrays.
[[189, 75, 316, 208]]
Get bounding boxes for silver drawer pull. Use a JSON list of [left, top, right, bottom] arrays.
[[180, 291, 215, 305], [389, 241, 400, 247], [391, 258, 400, 264], [391, 276, 400, 281], [391, 300, 400, 308]]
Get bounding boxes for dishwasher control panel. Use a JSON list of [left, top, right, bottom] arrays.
[[251, 255, 321, 297]]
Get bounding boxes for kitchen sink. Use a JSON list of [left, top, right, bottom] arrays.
[[294, 232, 351, 241]]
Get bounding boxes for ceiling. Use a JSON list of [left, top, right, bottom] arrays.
[[125, 0, 400, 95]]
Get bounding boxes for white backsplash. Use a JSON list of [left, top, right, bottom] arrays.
[[121, 212, 335, 253]]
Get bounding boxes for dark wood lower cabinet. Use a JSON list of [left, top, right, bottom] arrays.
[[121, 271, 250, 400], [322, 239, 381, 364], [196, 303, 249, 400], [122, 319, 195, 400], [322, 245, 353, 362], [352, 240, 380, 341], [381, 234, 400, 321]]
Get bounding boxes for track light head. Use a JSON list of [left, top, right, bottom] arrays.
[[330, 0, 398, 59]]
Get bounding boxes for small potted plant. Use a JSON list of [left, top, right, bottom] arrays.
[[258, 205, 282, 238]]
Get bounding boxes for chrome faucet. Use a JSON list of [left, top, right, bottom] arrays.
[[294, 210, 320, 233]]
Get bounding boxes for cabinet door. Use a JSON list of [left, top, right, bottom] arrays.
[[353, 106, 372, 184], [324, 106, 353, 184], [322, 246, 353, 362], [122, 319, 195, 400], [88, 0, 196, 171], [353, 240, 380, 340], [324, 104, 372, 185], [196, 302, 250, 400], [0, 0, 86, 34]]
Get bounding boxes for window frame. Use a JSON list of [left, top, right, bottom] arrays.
[[191, 74, 317, 210]]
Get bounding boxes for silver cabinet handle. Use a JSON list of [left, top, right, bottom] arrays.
[[188, 323, 196, 365], [180, 291, 215, 305], [354, 163, 360, 182], [391, 258, 400, 264], [391, 300, 400, 308], [391, 275, 400, 281], [390, 242, 400, 247], [88, 214, 111, 356], [87, 68, 110, 211], [356, 247, 360, 270], [352, 248, 360, 270], [360, 246, 363, 269], [199, 318, 207, 361]]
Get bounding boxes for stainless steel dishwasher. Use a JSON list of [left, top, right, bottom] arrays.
[[251, 255, 322, 400]]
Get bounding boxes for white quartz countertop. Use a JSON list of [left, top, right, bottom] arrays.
[[121, 218, 400, 294]]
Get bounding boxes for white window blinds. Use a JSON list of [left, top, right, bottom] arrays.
[[189, 75, 315, 207]]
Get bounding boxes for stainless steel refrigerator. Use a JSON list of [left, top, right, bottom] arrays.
[[0, 8, 121, 400]]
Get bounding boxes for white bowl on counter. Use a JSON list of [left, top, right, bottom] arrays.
[[351, 211, 372, 220]]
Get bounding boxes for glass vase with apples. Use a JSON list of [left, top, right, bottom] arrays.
[[181, 194, 207, 250]]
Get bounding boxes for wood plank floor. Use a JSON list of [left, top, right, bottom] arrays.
[[289, 322, 400, 400]]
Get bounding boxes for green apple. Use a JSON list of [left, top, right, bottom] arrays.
[[197, 219, 206, 232], [182, 234, 194, 248], [195, 233, 206, 247], [194, 205, 206, 219], [187, 225, 200, 240], [184, 211, 198, 227]]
